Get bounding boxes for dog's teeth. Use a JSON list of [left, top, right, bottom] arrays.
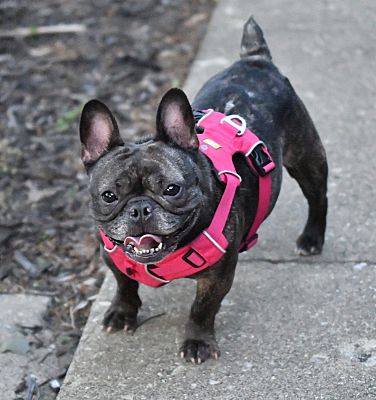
[[131, 243, 163, 256]]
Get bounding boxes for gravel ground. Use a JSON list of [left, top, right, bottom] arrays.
[[0, 0, 215, 398]]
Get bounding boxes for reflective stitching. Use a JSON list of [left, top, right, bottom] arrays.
[[197, 108, 214, 126], [203, 231, 226, 254], [245, 140, 266, 157], [217, 170, 242, 183], [104, 244, 118, 253], [144, 265, 170, 283]]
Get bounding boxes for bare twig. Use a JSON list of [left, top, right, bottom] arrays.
[[25, 375, 40, 400], [24, 289, 59, 297], [0, 24, 86, 38], [6, 105, 24, 129], [14, 251, 40, 277], [69, 306, 77, 330]]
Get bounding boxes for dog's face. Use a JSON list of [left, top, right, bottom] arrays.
[[80, 89, 210, 264]]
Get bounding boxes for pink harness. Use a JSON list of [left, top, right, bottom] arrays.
[[100, 109, 275, 287]]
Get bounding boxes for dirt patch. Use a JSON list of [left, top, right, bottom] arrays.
[[0, 0, 215, 397]]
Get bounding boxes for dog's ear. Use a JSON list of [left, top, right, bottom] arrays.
[[79, 100, 124, 166], [156, 88, 198, 150]]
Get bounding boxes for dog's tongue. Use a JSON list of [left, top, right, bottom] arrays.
[[124, 234, 162, 250]]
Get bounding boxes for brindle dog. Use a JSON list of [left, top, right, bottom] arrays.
[[79, 17, 328, 364]]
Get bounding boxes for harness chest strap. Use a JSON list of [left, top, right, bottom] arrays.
[[99, 175, 238, 287], [99, 109, 275, 287]]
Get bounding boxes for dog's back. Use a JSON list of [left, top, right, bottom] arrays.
[[192, 17, 291, 134], [193, 17, 328, 256]]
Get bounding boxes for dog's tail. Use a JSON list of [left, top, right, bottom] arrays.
[[240, 17, 272, 62]]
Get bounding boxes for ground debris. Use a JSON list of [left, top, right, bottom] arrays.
[[0, 23, 87, 38], [25, 375, 40, 400], [14, 251, 42, 277], [1, 0, 215, 398]]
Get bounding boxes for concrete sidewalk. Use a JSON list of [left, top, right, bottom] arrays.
[[58, 1, 376, 399]]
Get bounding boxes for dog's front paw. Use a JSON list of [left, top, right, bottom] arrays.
[[102, 304, 137, 333], [179, 338, 220, 364], [295, 232, 324, 256]]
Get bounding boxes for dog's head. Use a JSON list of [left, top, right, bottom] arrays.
[[80, 89, 212, 263]]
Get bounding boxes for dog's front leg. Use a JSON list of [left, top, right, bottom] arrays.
[[180, 265, 235, 364], [102, 251, 142, 333]]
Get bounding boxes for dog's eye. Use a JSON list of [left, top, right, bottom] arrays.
[[101, 191, 118, 203], [163, 184, 180, 196]]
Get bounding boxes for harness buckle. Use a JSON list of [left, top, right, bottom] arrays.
[[246, 141, 275, 177], [220, 114, 247, 136], [193, 110, 207, 124]]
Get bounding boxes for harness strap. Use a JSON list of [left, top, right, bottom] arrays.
[[239, 167, 272, 252], [206, 173, 241, 241], [99, 109, 275, 287]]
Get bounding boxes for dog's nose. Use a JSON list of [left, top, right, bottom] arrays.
[[129, 200, 154, 222]]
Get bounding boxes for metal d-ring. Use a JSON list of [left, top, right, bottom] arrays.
[[220, 114, 247, 136]]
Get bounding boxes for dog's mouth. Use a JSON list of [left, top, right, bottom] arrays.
[[107, 233, 169, 262], [106, 218, 193, 263], [123, 234, 165, 258]]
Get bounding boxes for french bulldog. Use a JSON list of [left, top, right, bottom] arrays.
[[79, 17, 328, 364]]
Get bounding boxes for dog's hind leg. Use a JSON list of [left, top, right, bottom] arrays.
[[282, 96, 328, 255], [240, 16, 328, 255]]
